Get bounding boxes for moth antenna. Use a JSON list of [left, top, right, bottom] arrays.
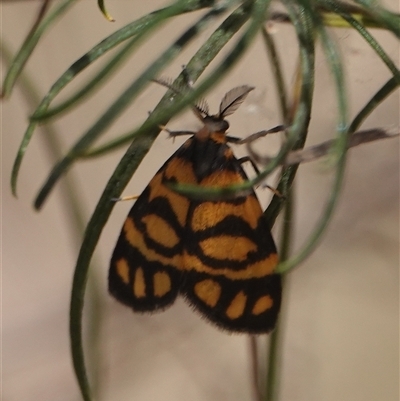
[[152, 77, 188, 96], [196, 98, 210, 116], [152, 77, 210, 122], [219, 85, 255, 118]]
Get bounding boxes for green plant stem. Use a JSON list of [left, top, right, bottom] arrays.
[[261, 27, 289, 125], [349, 76, 400, 132], [276, 3, 349, 275], [262, 7, 295, 399], [31, 0, 207, 121], [10, 0, 216, 196], [354, 0, 400, 37], [1, 40, 103, 399], [33, 3, 235, 210], [1, 0, 78, 98], [264, 0, 316, 227], [82, 1, 252, 159], [321, 0, 400, 80], [265, 191, 293, 401]]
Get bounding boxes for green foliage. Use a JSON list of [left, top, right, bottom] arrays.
[[2, 1, 399, 400]]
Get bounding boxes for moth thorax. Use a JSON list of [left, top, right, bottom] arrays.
[[203, 116, 229, 133]]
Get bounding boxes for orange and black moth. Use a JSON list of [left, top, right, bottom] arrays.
[[109, 85, 281, 334]]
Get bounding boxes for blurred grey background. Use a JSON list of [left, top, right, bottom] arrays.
[[2, 1, 399, 400]]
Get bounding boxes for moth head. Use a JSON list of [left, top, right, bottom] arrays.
[[198, 85, 255, 133], [203, 115, 230, 133], [152, 78, 254, 134]]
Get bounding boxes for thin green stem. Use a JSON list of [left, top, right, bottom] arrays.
[[349, 76, 400, 132], [265, 192, 293, 401], [261, 27, 289, 125], [34, 4, 232, 210], [10, 0, 216, 196], [262, 3, 308, 399], [31, 1, 204, 121], [353, 0, 400, 37], [2, 39, 103, 400], [83, 2, 252, 159], [262, 0, 316, 227], [1, 0, 79, 98], [255, 18, 291, 401], [277, 10, 349, 275], [321, 0, 400, 80]]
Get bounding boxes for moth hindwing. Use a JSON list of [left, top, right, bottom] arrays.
[[109, 85, 281, 333]]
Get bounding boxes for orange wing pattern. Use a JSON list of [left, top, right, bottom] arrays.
[[109, 135, 281, 333], [109, 86, 281, 333]]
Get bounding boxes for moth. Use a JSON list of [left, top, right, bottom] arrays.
[[109, 85, 281, 333]]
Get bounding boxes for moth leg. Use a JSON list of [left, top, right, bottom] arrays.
[[236, 125, 286, 144], [238, 156, 285, 198], [159, 125, 195, 140], [237, 156, 260, 175], [227, 124, 285, 144], [226, 135, 242, 143]]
